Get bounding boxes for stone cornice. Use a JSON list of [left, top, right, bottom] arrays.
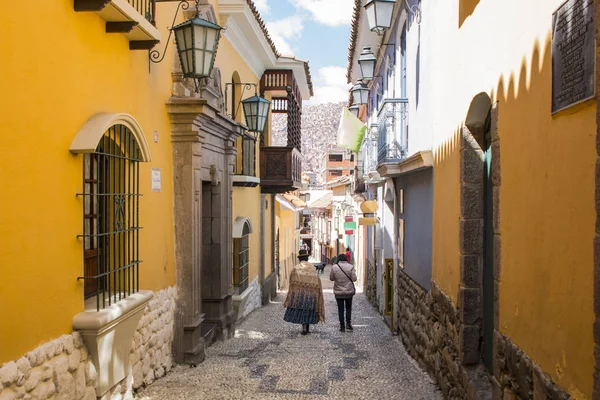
[[166, 96, 245, 143]]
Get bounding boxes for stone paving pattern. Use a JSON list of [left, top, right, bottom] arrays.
[[137, 267, 441, 400]]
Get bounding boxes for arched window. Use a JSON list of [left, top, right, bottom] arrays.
[[82, 124, 144, 308], [233, 217, 253, 293]]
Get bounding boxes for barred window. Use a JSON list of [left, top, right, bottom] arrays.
[[233, 222, 251, 294], [79, 124, 143, 310]]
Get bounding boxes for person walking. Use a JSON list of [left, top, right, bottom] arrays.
[[345, 247, 352, 263], [330, 253, 357, 332], [284, 249, 325, 335]]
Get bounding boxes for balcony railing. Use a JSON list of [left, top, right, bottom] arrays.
[[128, 0, 155, 23], [377, 98, 408, 165], [233, 135, 258, 187], [259, 147, 302, 193]]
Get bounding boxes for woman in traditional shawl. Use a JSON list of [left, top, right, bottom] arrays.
[[284, 249, 325, 335]]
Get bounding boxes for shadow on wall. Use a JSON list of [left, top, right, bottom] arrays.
[[458, 0, 481, 28], [433, 30, 596, 397]]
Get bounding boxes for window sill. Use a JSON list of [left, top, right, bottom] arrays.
[[233, 175, 260, 187], [73, 290, 153, 397]]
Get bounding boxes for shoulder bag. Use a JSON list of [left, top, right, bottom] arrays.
[[335, 264, 356, 296]]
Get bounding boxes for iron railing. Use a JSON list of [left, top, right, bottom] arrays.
[[235, 135, 256, 177], [362, 135, 379, 176], [128, 0, 155, 24], [233, 235, 249, 293], [78, 124, 143, 311], [377, 98, 408, 165]]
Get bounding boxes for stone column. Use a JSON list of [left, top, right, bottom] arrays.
[[458, 126, 485, 365], [199, 126, 237, 341], [167, 96, 207, 365]]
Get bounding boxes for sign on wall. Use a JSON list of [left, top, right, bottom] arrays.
[[551, 0, 595, 113], [151, 168, 162, 192]]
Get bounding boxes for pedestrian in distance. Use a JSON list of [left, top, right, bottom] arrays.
[[283, 249, 325, 335], [345, 247, 351, 263], [330, 253, 357, 332]]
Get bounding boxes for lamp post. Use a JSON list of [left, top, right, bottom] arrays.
[[335, 208, 342, 258], [364, 0, 396, 35], [358, 47, 377, 81], [351, 80, 369, 105]]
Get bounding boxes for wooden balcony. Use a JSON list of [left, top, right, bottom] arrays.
[[259, 147, 302, 193], [74, 0, 161, 49]]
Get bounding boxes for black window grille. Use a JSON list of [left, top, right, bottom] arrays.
[[233, 223, 251, 294], [78, 124, 143, 311], [329, 154, 343, 162]]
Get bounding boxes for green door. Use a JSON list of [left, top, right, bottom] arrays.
[[483, 132, 494, 373]]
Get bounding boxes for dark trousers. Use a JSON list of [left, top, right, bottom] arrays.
[[336, 297, 353, 327]]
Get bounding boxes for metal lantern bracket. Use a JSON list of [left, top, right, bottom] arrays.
[[148, 0, 227, 71], [224, 82, 259, 120], [406, 0, 422, 24]]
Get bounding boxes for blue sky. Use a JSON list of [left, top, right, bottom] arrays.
[[253, 0, 354, 104]]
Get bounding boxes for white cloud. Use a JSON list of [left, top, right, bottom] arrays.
[[308, 66, 352, 105], [252, 0, 270, 15], [294, 0, 353, 26], [265, 16, 304, 56]]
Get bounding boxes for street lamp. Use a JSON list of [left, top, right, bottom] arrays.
[[364, 0, 397, 35], [358, 47, 377, 81], [351, 80, 369, 105], [150, 0, 223, 91], [241, 95, 271, 134], [173, 15, 222, 80], [349, 105, 360, 118]]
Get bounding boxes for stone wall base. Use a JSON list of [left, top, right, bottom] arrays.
[[365, 258, 377, 308], [130, 286, 177, 394], [493, 333, 571, 400], [394, 269, 571, 400], [0, 332, 97, 400], [0, 286, 177, 400]]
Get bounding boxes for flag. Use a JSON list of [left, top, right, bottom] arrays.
[[337, 107, 367, 153]]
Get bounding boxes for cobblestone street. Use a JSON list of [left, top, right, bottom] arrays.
[[137, 268, 441, 400]]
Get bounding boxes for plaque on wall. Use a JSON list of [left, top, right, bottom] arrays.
[[552, 0, 595, 113]]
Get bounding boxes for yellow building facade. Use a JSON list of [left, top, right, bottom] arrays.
[[0, 0, 311, 398], [351, 0, 596, 398]]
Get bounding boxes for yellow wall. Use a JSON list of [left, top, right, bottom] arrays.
[[232, 187, 262, 282], [0, 1, 181, 363], [431, 130, 461, 303], [425, 0, 595, 396], [276, 202, 299, 290]]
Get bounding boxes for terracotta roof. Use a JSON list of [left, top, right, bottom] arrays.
[[282, 192, 307, 209], [326, 174, 352, 188], [246, 0, 281, 57], [309, 192, 333, 209], [346, 0, 362, 84], [246, 0, 314, 96]]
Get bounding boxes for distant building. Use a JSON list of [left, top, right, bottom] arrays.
[[320, 148, 355, 183]]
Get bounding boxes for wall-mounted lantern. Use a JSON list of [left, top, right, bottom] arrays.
[[358, 47, 377, 81], [241, 95, 271, 134], [150, 0, 222, 91], [225, 83, 271, 135], [351, 80, 370, 105], [349, 105, 360, 118], [364, 0, 396, 35]]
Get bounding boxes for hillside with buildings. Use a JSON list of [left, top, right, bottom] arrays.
[[272, 102, 345, 173]]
